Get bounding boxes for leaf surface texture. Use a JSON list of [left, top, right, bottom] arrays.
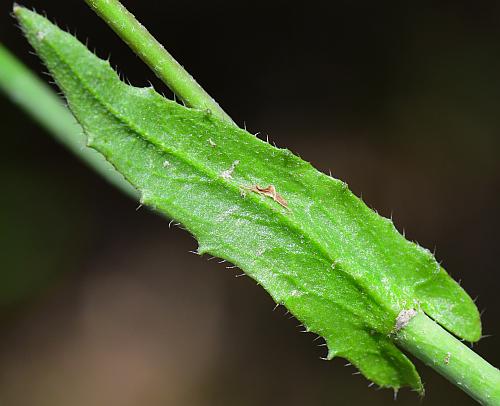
[[16, 7, 481, 391]]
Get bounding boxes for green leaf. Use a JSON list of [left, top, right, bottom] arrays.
[[15, 6, 481, 391]]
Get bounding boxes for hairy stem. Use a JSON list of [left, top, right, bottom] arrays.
[[0, 43, 137, 197], [395, 312, 500, 405], [84, 0, 234, 124]]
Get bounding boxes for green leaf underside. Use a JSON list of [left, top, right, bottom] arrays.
[[16, 7, 481, 391]]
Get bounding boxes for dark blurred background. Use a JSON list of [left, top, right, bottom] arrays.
[[1, 0, 499, 405]]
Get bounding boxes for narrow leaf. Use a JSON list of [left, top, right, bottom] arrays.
[[15, 6, 481, 391]]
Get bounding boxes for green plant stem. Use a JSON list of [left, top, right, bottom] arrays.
[[395, 312, 500, 405], [84, 0, 234, 124], [0, 43, 137, 198]]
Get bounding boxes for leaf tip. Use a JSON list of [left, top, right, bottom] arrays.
[[12, 3, 31, 22], [12, 2, 22, 15]]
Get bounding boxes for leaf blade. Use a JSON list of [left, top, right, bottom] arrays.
[[15, 6, 481, 391]]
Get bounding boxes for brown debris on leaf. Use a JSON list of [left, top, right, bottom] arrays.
[[250, 185, 289, 209]]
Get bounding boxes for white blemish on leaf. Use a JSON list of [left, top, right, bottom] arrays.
[[220, 160, 239, 179], [36, 31, 47, 41], [393, 309, 417, 332]]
